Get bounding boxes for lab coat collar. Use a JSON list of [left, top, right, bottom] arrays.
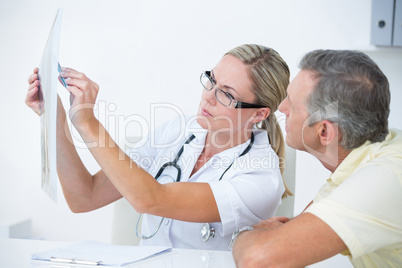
[[185, 119, 256, 165]]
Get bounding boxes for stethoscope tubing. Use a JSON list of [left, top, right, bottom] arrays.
[[135, 134, 195, 239], [135, 132, 254, 240]]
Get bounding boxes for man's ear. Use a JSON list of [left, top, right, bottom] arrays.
[[251, 108, 270, 124], [317, 120, 338, 146]]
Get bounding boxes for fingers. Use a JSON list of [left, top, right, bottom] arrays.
[[26, 74, 40, 102], [271, 216, 290, 223], [27, 68, 39, 106], [57, 68, 99, 114], [60, 67, 76, 73], [66, 78, 97, 93], [28, 79, 39, 91], [28, 67, 39, 84], [60, 68, 99, 103], [25, 85, 39, 103], [253, 220, 282, 230], [27, 70, 39, 85], [25, 83, 41, 115], [60, 67, 99, 90], [63, 77, 99, 105], [253, 216, 291, 229], [65, 85, 84, 101]]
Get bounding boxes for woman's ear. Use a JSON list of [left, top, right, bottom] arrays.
[[251, 108, 270, 124]]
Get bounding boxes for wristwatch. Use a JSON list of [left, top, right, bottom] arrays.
[[228, 225, 254, 250]]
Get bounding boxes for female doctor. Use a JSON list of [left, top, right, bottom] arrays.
[[26, 44, 291, 250]]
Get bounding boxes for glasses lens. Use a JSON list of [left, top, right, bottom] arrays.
[[215, 88, 232, 107], [200, 72, 213, 91]]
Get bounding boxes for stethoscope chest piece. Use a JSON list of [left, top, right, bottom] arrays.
[[200, 223, 215, 242]]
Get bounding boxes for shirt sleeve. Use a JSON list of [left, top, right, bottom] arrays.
[[305, 165, 402, 259], [209, 158, 284, 237]]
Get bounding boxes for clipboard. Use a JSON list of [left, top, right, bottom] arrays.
[[32, 240, 172, 267]]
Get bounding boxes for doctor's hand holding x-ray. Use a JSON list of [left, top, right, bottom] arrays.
[[26, 44, 292, 250]]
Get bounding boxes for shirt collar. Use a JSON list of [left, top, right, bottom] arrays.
[[184, 119, 255, 162], [185, 119, 207, 146], [329, 131, 394, 185]]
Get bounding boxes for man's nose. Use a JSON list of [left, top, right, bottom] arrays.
[[278, 97, 288, 114]]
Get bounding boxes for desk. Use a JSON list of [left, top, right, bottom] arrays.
[[0, 238, 236, 267]]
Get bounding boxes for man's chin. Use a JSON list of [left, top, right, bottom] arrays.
[[285, 135, 299, 150]]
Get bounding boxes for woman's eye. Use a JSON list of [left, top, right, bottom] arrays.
[[225, 91, 235, 99]]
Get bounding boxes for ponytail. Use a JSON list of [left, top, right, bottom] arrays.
[[261, 114, 293, 198], [226, 44, 292, 198]]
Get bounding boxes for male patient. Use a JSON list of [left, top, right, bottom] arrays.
[[231, 50, 402, 267]]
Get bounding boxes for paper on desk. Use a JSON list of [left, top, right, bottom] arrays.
[[31, 240, 172, 266], [38, 9, 63, 202]]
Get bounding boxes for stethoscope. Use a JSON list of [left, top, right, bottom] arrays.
[[135, 132, 255, 241]]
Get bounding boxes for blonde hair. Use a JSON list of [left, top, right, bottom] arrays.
[[226, 44, 293, 198]]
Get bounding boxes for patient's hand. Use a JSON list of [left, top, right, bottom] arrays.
[[253, 216, 290, 230]]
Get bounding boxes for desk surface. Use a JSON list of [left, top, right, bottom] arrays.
[[0, 238, 236, 268]]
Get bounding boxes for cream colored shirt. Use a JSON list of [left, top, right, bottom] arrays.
[[305, 129, 402, 268]]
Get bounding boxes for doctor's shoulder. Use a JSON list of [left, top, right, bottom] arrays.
[[228, 130, 281, 178], [150, 115, 195, 149]]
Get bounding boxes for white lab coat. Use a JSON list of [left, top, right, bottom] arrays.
[[126, 116, 284, 250]]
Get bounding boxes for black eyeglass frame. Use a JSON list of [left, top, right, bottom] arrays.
[[200, 71, 267, 109]]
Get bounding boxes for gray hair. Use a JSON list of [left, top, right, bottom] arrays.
[[300, 50, 390, 150]]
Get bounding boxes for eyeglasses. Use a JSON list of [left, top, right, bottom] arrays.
[[200, 71, 266, 109]]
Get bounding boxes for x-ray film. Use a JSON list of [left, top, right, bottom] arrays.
[[38, 9, 63, 202]]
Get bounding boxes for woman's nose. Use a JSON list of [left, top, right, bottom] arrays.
[[203, 87, 216, 104]]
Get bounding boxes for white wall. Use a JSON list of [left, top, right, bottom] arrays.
[[1, 0, 401, 266]]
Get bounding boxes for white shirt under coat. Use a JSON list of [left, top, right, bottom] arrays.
[[126, 116, 284, 250]]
